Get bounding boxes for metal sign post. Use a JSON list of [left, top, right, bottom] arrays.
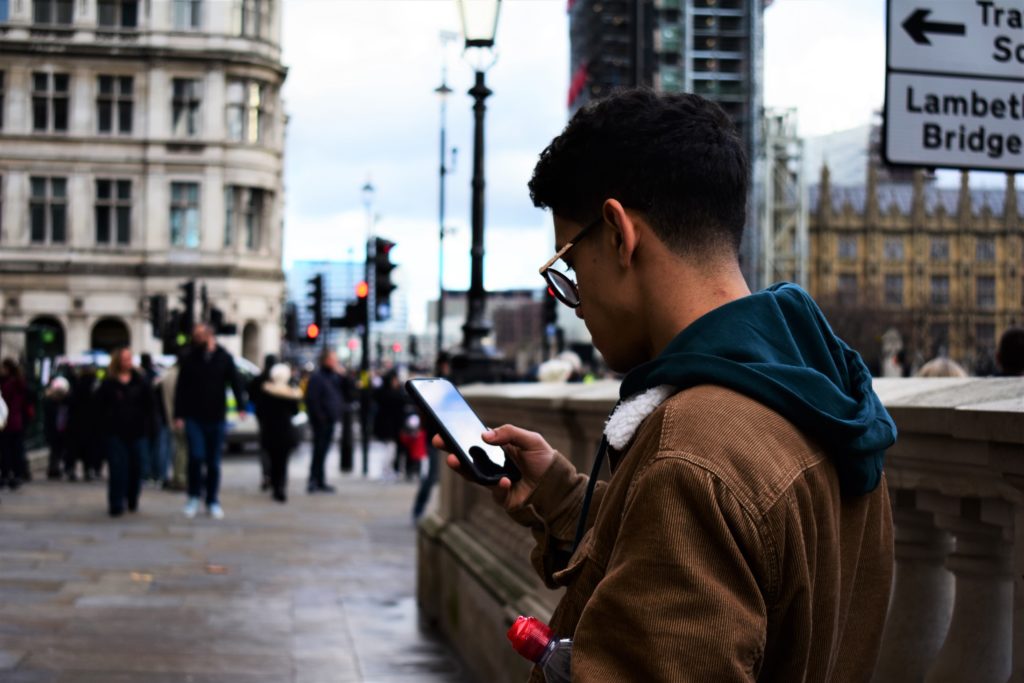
[[884, 0, 1024, 172]]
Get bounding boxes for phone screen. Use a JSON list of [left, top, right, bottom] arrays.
[[411, 379, 508, 469]]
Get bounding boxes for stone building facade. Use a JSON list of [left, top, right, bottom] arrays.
[[808, 166, 1022, 373], [0, 0, 286, 363]]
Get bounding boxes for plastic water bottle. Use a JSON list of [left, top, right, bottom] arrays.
[[507, 616, 572, 683]]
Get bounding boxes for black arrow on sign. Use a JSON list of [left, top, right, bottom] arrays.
[[902, 9, 966, 45]]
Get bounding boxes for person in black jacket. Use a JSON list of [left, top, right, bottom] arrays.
[[303, 349, 343, 493], [260, 363, 302, 502], [248, 353, 277, 491], [173, 324, 246, 519], [95, 347, 154, 517]]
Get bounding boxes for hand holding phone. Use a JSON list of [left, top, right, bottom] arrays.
[[406, 378, 522, 486]]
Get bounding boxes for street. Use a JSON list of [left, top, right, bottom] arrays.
[[0, 442, 469, 683]]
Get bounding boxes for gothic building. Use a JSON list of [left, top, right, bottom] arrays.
[[809, 167, 1021, 373]]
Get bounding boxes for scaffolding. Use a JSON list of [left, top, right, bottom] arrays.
[[759, 108, 808, 288]]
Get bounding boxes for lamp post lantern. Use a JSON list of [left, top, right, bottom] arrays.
[[453, 0, 502, 382]]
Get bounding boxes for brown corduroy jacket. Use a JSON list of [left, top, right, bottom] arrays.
[[509, 385, 894, 682]]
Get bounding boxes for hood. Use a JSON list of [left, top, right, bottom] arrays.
[[618, 282, 896, 496]]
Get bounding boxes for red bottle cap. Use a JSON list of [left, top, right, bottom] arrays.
[[507, 616, 553, 663]]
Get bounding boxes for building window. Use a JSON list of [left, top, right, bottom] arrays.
[[32, 72, 69, 133], [976, 275, 995, 309], [976, 323, 995, 352], [884, 274, 903, 306], [172, 0, 201, 30], [929, 322, 949, 355], [33, 0, 72, 25], [97, 0, 137, 28], [171, 78, 201, 137], [976, 237, 995, 263], [224, 185, 266, 250], [29, 176, 67, 244], [226, 79, 268, 144], [883, 237, 904, 262], [0, 0, 8, 22], [97, 75, 133, 134], [838, 235, 857, 261], [223, 186, 236, 246], [931, 274, 950, 307], [170, 182, 200, 248], [930, 237, 949, 262], [232, 0, 270, 38], [95, 179, 131, 246], [838, 273, 857, 306]]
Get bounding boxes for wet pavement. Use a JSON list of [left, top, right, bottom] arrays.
[[0, 442, 470, 682]]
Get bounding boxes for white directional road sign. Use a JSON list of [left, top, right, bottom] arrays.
[[884, 0, 1024, 172]]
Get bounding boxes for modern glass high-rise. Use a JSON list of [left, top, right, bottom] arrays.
[[567, 0, 769, 286]]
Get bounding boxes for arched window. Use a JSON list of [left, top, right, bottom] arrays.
[[90, 317, 131, 352], [241, 321, 260, 364]]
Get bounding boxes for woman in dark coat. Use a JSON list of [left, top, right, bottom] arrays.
[[0, 358, 31, 489], [95, 348, 153, 517], [260, 363, 302, 503]]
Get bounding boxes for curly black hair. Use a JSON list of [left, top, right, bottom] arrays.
[[528, 88, 748, 258]]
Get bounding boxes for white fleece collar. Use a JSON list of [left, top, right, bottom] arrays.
[[603, 384, 676, 450]]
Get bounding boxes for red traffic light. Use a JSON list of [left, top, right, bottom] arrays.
[[391, 342, 402, 353], [305, 322, 320, 339], [355, 281, 369, 299]]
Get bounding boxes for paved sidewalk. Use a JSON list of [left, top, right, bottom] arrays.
[[0, 443, 468, 683]]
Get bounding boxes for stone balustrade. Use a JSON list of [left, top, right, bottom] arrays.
[[416, 378, 1024, 683]]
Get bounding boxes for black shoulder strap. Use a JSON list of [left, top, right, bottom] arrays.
[[571, 435, 609, 556]]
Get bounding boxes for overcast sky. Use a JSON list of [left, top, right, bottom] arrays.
[[278, 0, 987, 332]]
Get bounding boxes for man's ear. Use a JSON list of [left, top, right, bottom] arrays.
[[601, 199, 639, 268]]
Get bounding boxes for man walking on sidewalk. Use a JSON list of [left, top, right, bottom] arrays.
[[304, 349, 343, 494], [174, 323, 246, 519]]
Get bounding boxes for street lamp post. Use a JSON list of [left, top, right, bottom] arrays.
[[359, 180, 374, 475], [454, 0, 502, 382], [435, 32, 456, 368]]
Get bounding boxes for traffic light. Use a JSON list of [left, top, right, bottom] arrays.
[[283, 303, 298, 344], [543, 286, 558, 330], [306, 274, 324, 331], [149, 295, 167, 337], [344, 281, 369, 329], [373, 238, 397, 322], [305, 322, 321, 343], [179, 280, 196, 334]]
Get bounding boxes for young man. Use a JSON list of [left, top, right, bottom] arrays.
[[174, 323, 246, 519], [442, 90, 897, 681], [304, 349, 344, 493]]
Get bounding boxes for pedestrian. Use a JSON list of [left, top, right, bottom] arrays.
[[373, 370, 408, 479], [174, 323, 246, 519], [248, 353, 278, 492], [0, 358, 32, 490], [411, 354, 450, 521], [67, 365, 102, 481], [259, 362, 302, 502], [916, 356, 969, 378], [140, 353, 170, 487], [996, 327, 1024, 377], [397, 412, 427, 481], [95, 347, 153, 517], [438, 90, 897, 679], [338, 366, 357, 474], [159, 353, 188, 491], [303, 349, 343, 493], [43, 375, 72, 480]]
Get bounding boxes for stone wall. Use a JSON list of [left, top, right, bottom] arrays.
[[416, 378, 1024, 682]]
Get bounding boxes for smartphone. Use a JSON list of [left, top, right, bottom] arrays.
[[405, 377, 521, 486]]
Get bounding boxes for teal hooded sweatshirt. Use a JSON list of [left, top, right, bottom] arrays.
[[618, 282, 896, 496]]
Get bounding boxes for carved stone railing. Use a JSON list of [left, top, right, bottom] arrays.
[[416, 378, 1024, 683]]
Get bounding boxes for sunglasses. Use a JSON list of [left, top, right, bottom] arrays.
[[537, 217, 603, 308]]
